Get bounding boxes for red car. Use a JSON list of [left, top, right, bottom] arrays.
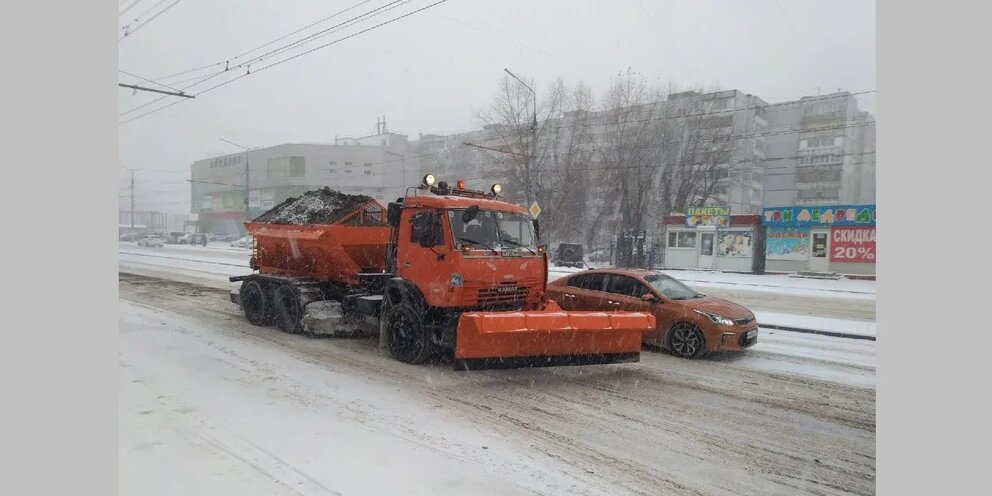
[[547, 268, 758, 358]]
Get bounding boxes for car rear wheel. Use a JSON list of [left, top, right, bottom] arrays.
[[668, 323, 706, 359]]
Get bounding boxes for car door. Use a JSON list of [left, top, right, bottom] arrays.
[[604, 274, 653, 313], [557, 273, 608, 310]]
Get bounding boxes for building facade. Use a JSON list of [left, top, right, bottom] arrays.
[[189, 133, 420, 235]]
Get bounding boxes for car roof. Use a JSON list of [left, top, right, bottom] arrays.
[[564, 268, 665, 279]]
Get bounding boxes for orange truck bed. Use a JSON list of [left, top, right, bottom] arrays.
[[246, 199, 390, 286]]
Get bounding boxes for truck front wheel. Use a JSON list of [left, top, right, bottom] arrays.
[[384, 303, 433, 364]]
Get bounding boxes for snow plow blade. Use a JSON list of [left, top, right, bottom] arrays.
[[453, 307, 653, 371]]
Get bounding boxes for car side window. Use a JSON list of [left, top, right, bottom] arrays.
[[568, 274, 606, 291], [606, 275, 650, 298]]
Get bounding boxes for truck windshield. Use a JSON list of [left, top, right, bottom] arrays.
[[447, 209, 538, 253]]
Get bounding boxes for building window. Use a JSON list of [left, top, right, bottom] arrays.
[[267, 156, 306, 179], [363, 162, 373, 167], [803, 101, 844, 116], [668, 231, 697, 248], [329, 161, 337, 166], [345, 162, 353, 166], [328, 169, 337, 173], [345, 169, 353, 173], [800, 136, 841, 148], [364, 170, 373, 175], [797, 188, 840, 200]]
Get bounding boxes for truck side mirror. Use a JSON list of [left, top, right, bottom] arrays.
[[387, 203, 401, 227], [641, 293, 659, 303], [533, 218, 540, 241]]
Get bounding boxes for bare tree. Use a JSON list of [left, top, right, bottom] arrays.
[[535, 79, 596, 244], [655, 89, 739, 217], [594, 69, 667, 235], [475, 75, 541, 206]]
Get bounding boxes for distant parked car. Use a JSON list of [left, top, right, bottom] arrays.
[[180, 233, 208, 246], [553, 243, 585, 268], [137, 235, 165, 248], [547, 268, 758, 359], [208, 233, 233, 242], [119, 233, 148, 242], [230, 235, 253, 249]]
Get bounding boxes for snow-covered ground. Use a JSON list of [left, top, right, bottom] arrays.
[[120, 242, 876, 337], [119, 274, 876, 495]]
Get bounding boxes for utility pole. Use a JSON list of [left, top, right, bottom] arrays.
[[220, 138, 251, 226], [121, 166, 141, 230], [504, 68, 537, 207]]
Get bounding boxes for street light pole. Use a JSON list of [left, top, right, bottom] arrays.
[[220, 138, 251, 225], [504, 68, 537, 207]]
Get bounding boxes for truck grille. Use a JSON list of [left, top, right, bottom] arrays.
[[477, 283, 529, 306]]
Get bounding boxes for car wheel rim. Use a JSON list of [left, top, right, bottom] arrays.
[[671, 324, 699, 356]]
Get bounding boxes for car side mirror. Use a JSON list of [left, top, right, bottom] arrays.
[[641, 293, 659, 303]]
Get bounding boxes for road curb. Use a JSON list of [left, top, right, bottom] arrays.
[[761, 324, 875, 341]]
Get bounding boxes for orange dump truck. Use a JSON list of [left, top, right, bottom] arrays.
[[230, 177, 654, 370]]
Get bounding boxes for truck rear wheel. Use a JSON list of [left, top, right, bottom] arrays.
[[240, 280, 274, 326], [384, 303, 433, 364], [272, 284, 306, 334]]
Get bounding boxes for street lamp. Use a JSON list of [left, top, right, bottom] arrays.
[[504, 68, 538, 207], [219, 138, 251, 224]]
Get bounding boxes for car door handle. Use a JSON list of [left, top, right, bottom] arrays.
[[563, 293, 576, 298], [402, 262, 412, 268], [607, 300, 621, 306]]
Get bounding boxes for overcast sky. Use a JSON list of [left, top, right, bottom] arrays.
[[118, 0, 875, 214]]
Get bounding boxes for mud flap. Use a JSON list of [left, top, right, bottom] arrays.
[[452, 307, 653, 371]]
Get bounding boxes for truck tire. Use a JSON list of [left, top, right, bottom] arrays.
[[240, 280, 274, 326], [272, 284, 305, 334], [384, 302, 433, 364]]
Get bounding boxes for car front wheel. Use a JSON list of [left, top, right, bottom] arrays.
[[667, 323, 707, 359]]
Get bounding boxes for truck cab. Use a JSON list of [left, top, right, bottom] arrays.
[[388, 192, 546, 312]]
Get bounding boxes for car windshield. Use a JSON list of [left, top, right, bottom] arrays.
[[447, 209, 537, 253], [644, 274, 701, 300]]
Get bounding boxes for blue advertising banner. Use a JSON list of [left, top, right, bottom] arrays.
[[762, 204, 875, 228], [766, 227, 810, 260]]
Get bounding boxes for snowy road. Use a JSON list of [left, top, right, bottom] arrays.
[[119, 272, 875, 496], [119, 242, 877, 325]]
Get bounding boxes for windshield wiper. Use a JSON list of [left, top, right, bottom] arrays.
[[500, 237, 536, 254], [455, 236, 499, 255]]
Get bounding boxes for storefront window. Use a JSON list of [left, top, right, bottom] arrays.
[[677, 232, 696, 248]]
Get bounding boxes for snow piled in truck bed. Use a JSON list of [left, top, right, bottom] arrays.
[[253, 187, 373, 225]]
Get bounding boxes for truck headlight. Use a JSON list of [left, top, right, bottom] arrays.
[[450, 273, 463, 287], [694, 309, 733, 326]]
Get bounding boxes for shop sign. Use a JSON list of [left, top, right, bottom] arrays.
[[717, 230, 752, 257], [767, 227, 810, 261], [686, 206, 730, 227], [762, 204, 875, 228], [829, 226, 876, 263]]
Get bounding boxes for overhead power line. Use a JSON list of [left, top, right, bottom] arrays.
[[120, 0, 183, 42], [142, 0, 379, 85], [119, 0, 415, 118], [119, 0, 453, 125]]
